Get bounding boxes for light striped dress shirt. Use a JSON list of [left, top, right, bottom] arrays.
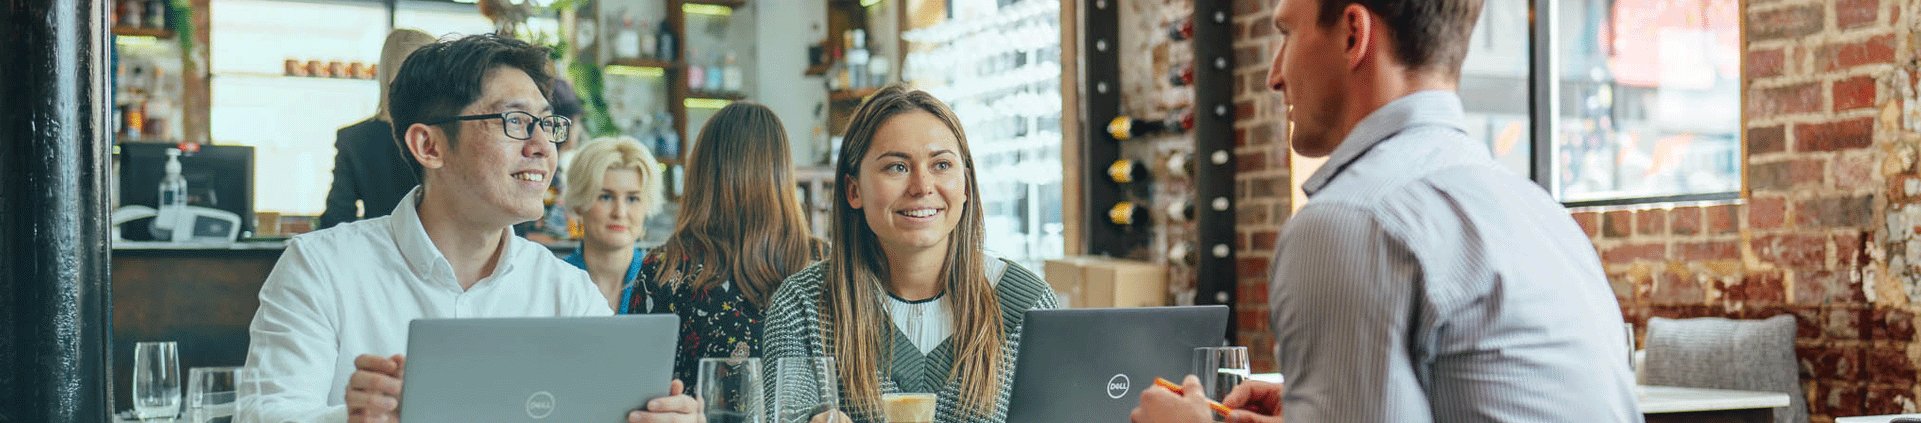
[[1269, 91, 1642, 423]]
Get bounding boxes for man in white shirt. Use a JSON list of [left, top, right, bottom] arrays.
[[237, 34, 699, 423], [1132, 0, 1640, 422]]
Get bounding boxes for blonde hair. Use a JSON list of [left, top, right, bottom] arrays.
[[374, 28, 437, 122], [654, 102, 823, 307], [562, 136, 664, 219], [824, 85, 999, 418]]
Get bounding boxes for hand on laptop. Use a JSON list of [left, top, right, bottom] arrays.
[[347, 354, 406, 423], [1129, 375, 1216, 423], [626, 379, 702, 423], [1220, 380, 1283, 423]]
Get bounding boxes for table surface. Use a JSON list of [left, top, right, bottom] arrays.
[[1248, 375, 1787, 414], [1837, 414, 1921, 423]]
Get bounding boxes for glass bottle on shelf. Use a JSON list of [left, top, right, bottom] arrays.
[[686, 48, 705, 91], [655, 19, 676, 62], [119, 0, 142, 29], [705, 52, 723, 93], [722, 51, 743, 94], [145, 0, 165, 30], [640, 20, 657, 61], [614, 10, 641, 60], [846, 29, 869, 89]]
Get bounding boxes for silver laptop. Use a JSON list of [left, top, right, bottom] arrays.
[[400, 315, 678, 423], [1005, 306, 1230, 423]]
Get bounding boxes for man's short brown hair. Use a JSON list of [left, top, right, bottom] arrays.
[[1317, 0, 1484, 77]]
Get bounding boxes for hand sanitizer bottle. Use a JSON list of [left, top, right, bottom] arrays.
[[151, 147, 188, 240]]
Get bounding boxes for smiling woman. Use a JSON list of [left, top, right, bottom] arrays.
[[762, 85, 1058, 423]]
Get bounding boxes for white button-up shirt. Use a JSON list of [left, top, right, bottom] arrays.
[[1271, 91, 1641, 422], [237, 188, 611, 423]]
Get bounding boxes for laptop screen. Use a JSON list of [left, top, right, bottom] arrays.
[[1005, 306, 1230, 423]]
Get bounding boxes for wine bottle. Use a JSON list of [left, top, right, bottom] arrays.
[[1107, 158, 1146, 184], [1108, 202, 1145, 226], [1168, 242, 1198, 267], [1165, 152, 1194, 179], [1168, 63, 1194, 86], [1106, 109, 1191, 141], [1168, 19, 1193, 41], [1165, 197, 1195, 222]]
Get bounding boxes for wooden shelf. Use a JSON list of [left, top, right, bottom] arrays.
[[112, 27, 174, 38], [607, 59, 683, 69], [686, 91, 746, 101], [657, 157, 681, 166], [829, 88, 878, 102], [683, 0, 746, 7], [804, 61, 835, 76]]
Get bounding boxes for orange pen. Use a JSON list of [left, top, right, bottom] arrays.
[[1153, 377, 1235, 417]]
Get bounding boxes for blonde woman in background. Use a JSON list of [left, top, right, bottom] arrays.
[[762, 85, 1058, 423], [319, 28, 436, 229], [561, 136, 664, 311]]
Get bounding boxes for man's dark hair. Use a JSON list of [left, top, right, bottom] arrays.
[[1317, 0, 1483, 77], [388, 33, 555, 152], [550, 78, 584, 120]]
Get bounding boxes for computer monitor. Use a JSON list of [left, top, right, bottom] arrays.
[[115, 143, 254, 240]]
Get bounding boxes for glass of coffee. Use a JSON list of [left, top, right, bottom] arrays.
[[879, 393, 936, 423]]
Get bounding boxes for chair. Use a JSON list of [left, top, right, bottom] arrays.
[[1643, 315, 1808, 423]]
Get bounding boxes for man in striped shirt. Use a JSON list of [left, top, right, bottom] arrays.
[[1133, 0, 1641, 422]]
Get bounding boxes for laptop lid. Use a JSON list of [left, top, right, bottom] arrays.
[[400, 315, 678, 423], [1005, 306, 1230, 423]]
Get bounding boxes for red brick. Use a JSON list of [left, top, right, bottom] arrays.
[[1865, 386, 1915, 416], [1706, 205, 1739, 234], [1636, 208, 1668, 236], [1835, 231, 1868, 267], [1250, 230, 1277, 251], [1571, 211, 1600, 237], [1754, 234, 1827, 269], [1236, 282, 1269, 306], [1866, 348, 1917, 384], [1248, 123, 1273, 147], [1796, 195, 1875, 229], [1236, 257, 1269, 277], [1749, 125, 1786, 155], [1806, 346, 1864, 381], [1835, 153, 1876, 190], [1820, 34, 1897, 71], [1720, 271, 1787, 303], [1824, 307, 1867, 340], [1602, 243, 1667, 263], [1751, 158, 1825, 191], [1798, 117, 1876, 152], [1751, 82, 1823, 118], [1797, 270, 1868, 305], [1746, 5, 1825, 41], [1826, 383, 1868, 419], [1747, 49, 1786, 79], [1749, 196, 1788, 230], [1236, 151, 1265, 172], [1871, 307, 1914, 342], [1669, 206, 1703, 235], [1647, 272, 1705, 304], [1603, 211, 1633, 238], [1833, 75, 1877, 112], [1837, 0, 1881, 29], [1676, 240, 1740, 261]]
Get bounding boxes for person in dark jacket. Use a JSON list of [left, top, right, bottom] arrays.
[[319, 28, 435, 229]]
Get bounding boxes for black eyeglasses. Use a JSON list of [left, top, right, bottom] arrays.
[[423, 111, 572, 144]]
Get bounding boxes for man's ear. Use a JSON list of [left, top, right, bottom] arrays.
[[844, 174, 863, 210], [405, 123, 446, 170], [1342, 3, 1375, 69]]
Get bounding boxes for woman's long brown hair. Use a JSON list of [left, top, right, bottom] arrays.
[[824, 85, 1000, 418], [653, 102, 822, 308]]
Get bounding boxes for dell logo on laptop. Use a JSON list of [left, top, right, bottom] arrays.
[[526, 391, 556, 419], [1107, 374, 1131, 398]]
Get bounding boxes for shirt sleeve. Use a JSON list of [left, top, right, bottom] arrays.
[[1269, 203, 1434, 423], [237, 240, 349, 423]]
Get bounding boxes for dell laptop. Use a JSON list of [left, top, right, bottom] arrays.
[[1005, 306, 1230, 423], [400, 315, 678, 422]]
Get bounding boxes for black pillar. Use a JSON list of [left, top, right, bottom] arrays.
[[1, 0, 116, 420]]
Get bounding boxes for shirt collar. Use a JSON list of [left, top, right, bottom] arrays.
[[388, 186, 518, 288], [1301, 90, 1468, 195]]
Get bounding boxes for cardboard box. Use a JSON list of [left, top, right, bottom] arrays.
[[1043, 256, 1167, 308]]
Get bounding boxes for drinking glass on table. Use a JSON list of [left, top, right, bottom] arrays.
[[699, 357, 766, 423], [186, 366, 241, 423], [771, 357, 840, 423], [133, 341, 182, 420], [1193, 346, 1251, 402]]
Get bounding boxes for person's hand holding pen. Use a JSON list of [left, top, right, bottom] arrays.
[[1130, 375, 1284, 423]]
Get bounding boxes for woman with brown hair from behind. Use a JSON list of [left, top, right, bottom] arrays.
[[629, 101, 825, 391]]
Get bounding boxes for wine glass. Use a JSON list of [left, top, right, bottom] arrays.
[[1192, 346, 1250, 402], [186, 366, 241, 423], [699, 357, 765, 423], [133, 341, 181, 420], [771, 357, 839, 423]]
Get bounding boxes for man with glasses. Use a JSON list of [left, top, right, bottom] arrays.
[[237, 34, 700, 423]]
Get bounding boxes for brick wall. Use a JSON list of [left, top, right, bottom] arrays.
[[1229, 0, 1286, 374], [1572, 0, 1921, 421]]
